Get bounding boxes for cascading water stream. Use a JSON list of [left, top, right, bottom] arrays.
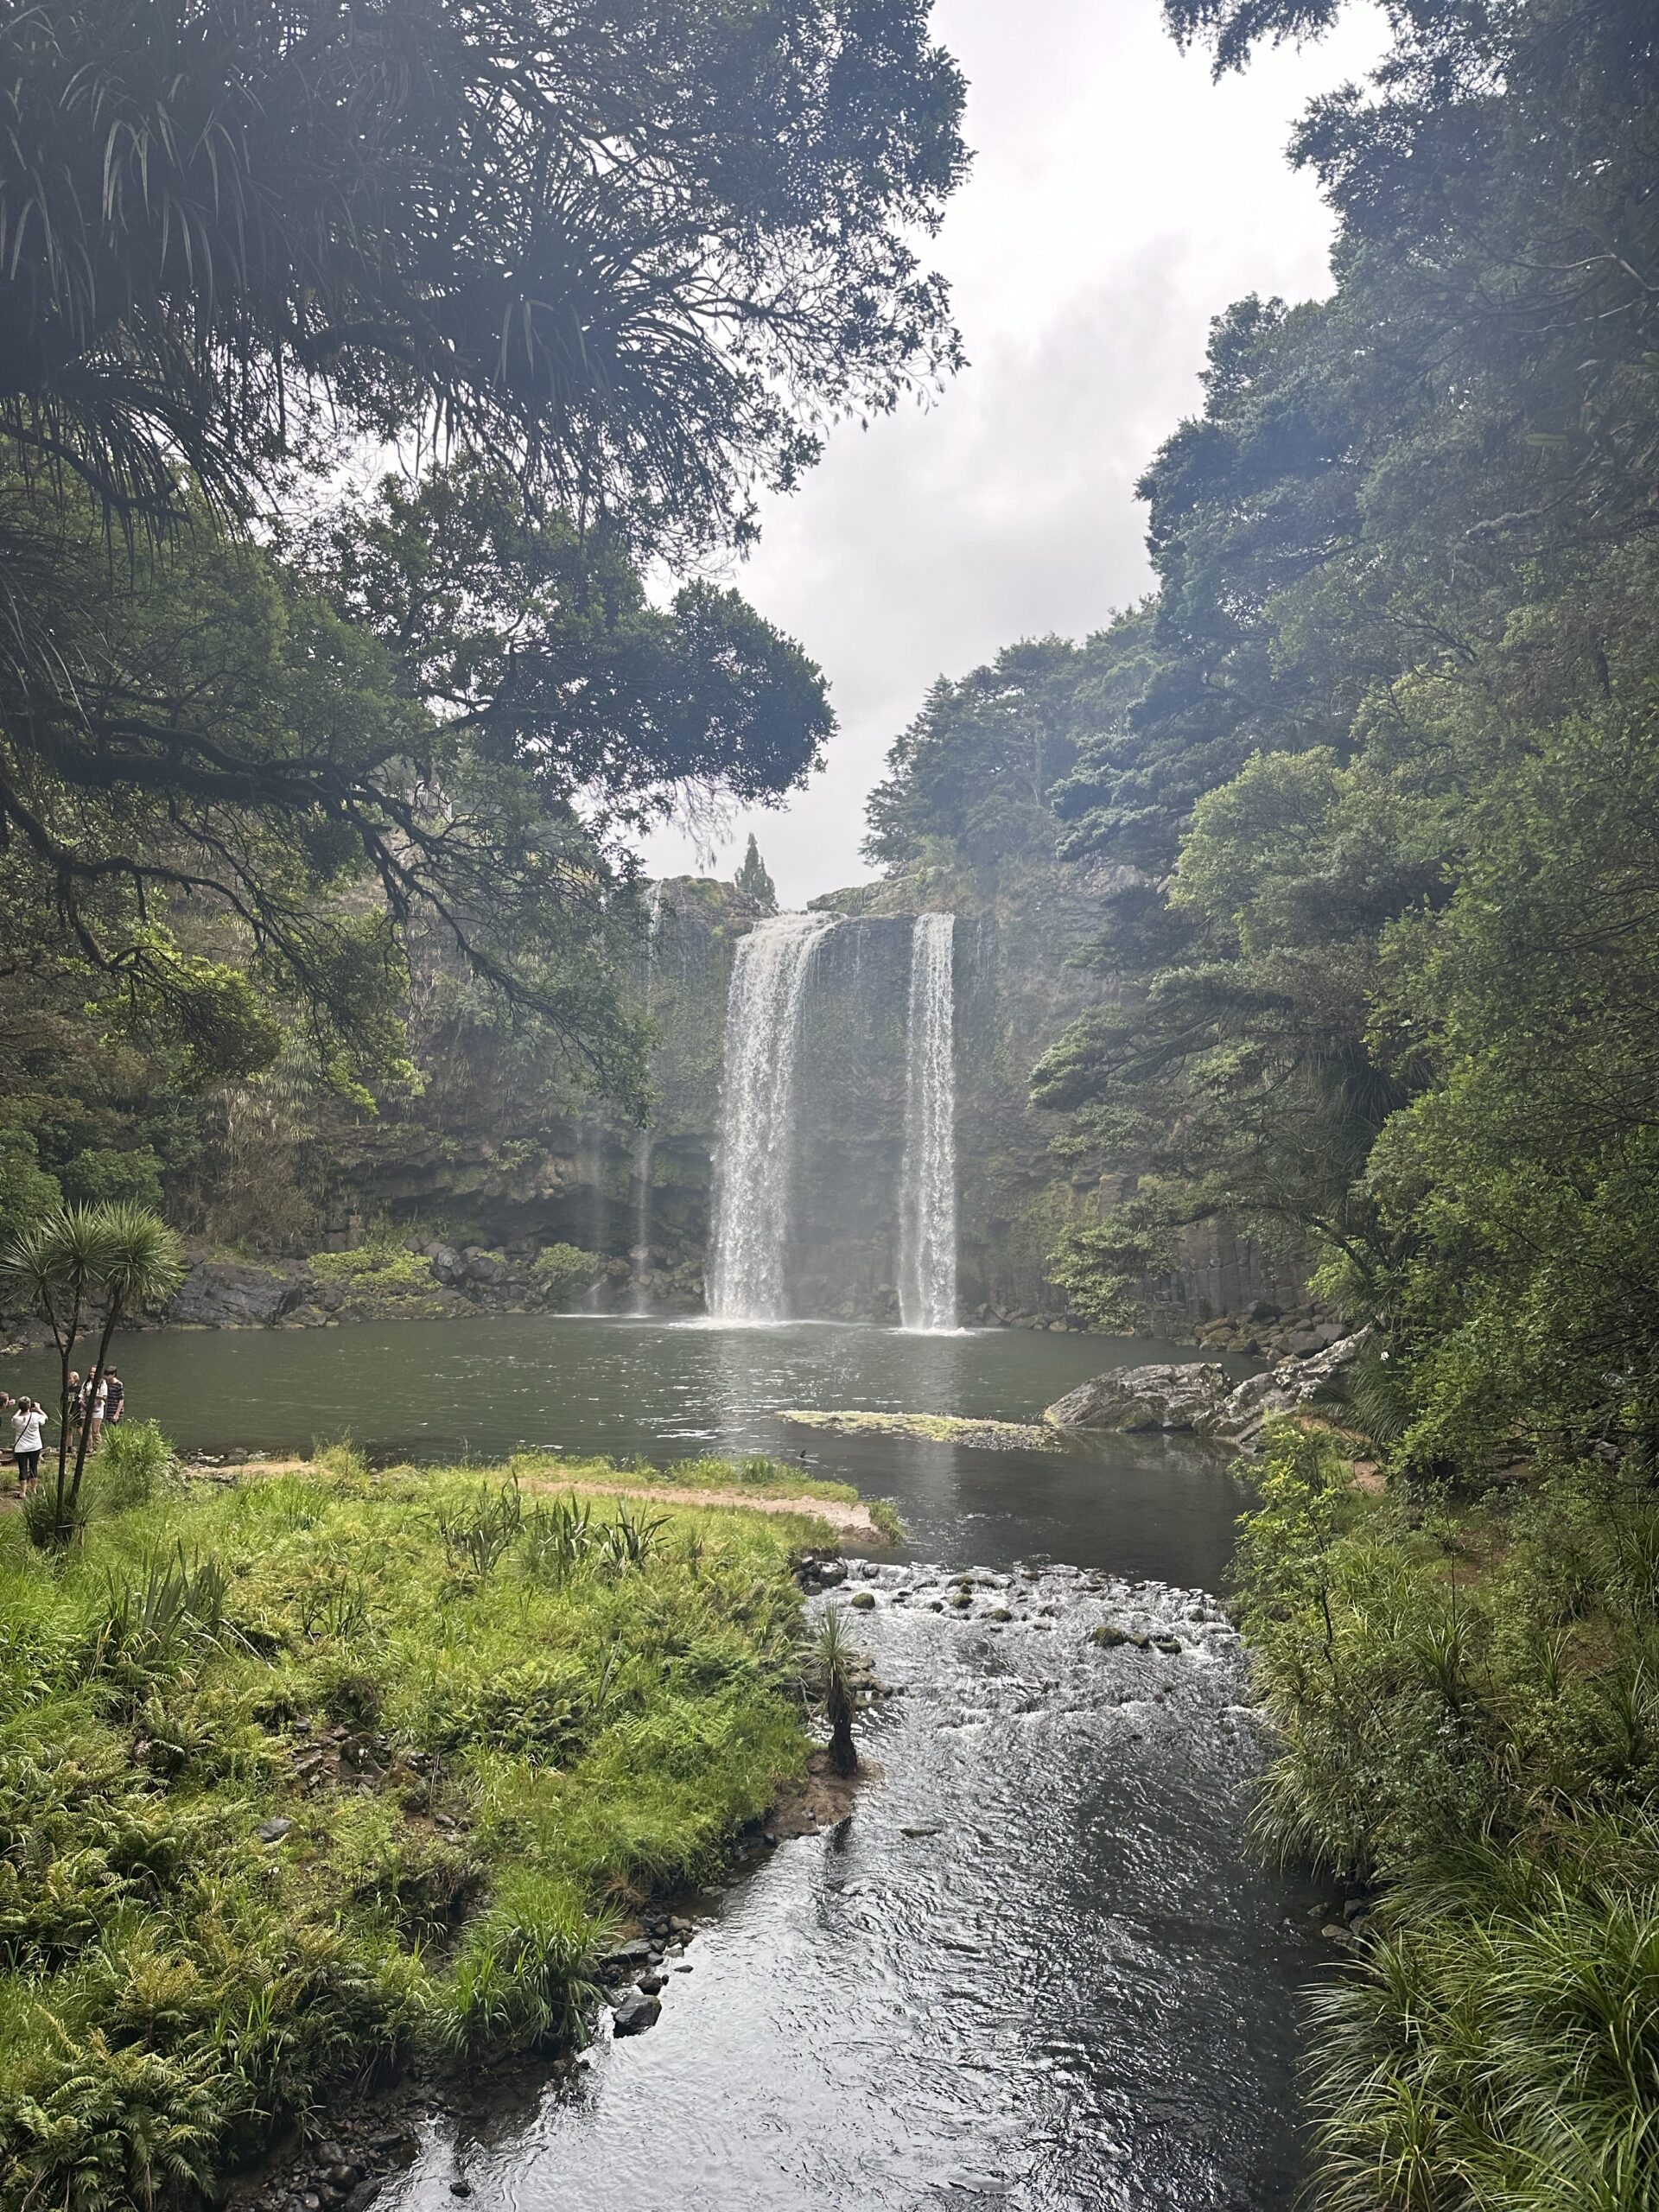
[[630, 885, 665, 1315], [897, 912, 957, 1332], [708, 912, 836, 1322]]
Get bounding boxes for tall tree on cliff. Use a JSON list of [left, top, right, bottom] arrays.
[[734, 836, 779, 913], [0, 0, 967, 1094]]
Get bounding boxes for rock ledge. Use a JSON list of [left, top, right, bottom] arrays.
[[1043, 1332, 1370, 1454]]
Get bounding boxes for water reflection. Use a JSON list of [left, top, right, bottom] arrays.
[[21, 1319, 1252, 1584]]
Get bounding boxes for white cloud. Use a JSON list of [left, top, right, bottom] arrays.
[[640, 0, 1385, 902]]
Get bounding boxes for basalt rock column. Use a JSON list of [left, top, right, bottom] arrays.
[[897, 912, 957, 1332], [709, 912, 836, 1320]]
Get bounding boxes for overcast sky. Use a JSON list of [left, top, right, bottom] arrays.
[[639, 0, 1384, 906]]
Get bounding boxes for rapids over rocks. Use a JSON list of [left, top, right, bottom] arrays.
[[377, 1561, 1320, 2212]]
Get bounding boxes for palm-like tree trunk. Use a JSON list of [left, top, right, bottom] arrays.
[[827, 1679, 859, 1777], [67, 1292, 125, 1520]]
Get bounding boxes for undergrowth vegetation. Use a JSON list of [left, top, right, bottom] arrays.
[[1237, 1421, 1659, 2209], [0, 1454, 824, 2209]]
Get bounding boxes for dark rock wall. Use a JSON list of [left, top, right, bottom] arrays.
[[314, 865, 1304, 1330]]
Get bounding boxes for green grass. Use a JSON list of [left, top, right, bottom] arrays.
[[778, 1408, 1061, 1452], [503, 1449, 863, 1509], [1237, 1420, 1659, 2209], [0, 1455, 819, 2209]]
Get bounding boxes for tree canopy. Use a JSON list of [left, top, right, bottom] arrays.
[[1033, 0, 1659, 1463], [860, 0, 1659, 1475], [0, 0, 964, 1109], [1, 0, 967, 546]]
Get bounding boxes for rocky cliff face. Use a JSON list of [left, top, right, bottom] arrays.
[[296, 861, 1303, 1331]]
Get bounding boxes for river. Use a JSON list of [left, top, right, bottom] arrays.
[[22, 1317, 1325, 2204]]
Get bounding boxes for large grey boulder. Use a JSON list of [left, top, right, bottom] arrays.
[[1044, 1362, 1234, 1434], [428, 1243, 468, 1287], [1045, 1332, 1372, 1454], [1215, 1330, 1371, 1451], [163, 1259, 305, 1328]]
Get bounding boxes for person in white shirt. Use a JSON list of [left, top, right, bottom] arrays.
[[83, 1373, 108, 1449], [10, 1399, 46, 1485]]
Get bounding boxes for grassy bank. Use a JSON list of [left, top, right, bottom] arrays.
[[1238, 1421, 1659, 2209], [0, 1438, 830, 2210], [505, 1447, 868, 1509]]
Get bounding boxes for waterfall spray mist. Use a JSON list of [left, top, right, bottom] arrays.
[[709, 912, 836, 1321], [898, 912, 957, 1332], [630, 885, 665, 1315]]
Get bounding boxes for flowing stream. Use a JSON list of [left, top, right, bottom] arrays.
[[64, 1319, 1328, 2208], [898, 912, 957, 1332], [382, 1560, 1314, 2212], [709, 913, 836, 1321]]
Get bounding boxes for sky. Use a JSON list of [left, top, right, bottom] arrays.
[[638, 0, 1385, 906]]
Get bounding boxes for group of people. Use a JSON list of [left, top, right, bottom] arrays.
[[4, 1370, 126, 1488]]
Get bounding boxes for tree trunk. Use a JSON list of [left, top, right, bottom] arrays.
[[827, 1685, 858, 1777], [67, 1294, 124, 1524], [48, 1290, 82, 1542]]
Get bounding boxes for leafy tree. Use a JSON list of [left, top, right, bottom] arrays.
[[0, 0, 965, 1093], [1, 0, 966, 544], [1036, 0, 1659, 1378], [1, 461, 833, 1106], [0, 1131, 61, 1248], [1362, 662, 1659, 1468], [1, 1201, 184, 1544], [866, 619, 1156, 871], [734, 836, 779, 913]]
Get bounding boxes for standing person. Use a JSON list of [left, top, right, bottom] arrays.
[[84, 1370, 107, 1449], [66, 1372, 82, 1451], [10, 1398, 44, 1487], [105, 1370, 124, 1426]]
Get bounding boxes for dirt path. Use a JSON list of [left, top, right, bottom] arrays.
[[184, 1459, 883, 1538]]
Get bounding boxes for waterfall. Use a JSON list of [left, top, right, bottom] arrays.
[[631, 885, 665, 1314], [898, 912, 957, 1332], [709, 912, 836, 1321]]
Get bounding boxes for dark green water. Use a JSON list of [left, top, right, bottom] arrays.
[[21, 1316, 1252, 1586]]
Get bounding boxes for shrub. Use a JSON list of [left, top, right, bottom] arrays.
[[92, 1419, 176, 1509], [1308, 1824, 1659, 2211], [435, 1483, 524, 1581], [441, 1873, 607, 2057], [307, 1245, 444, 1317], [1237, 1421, 1659, 2207], [520, 1496, 596, 1585], [529, 1243, 601, 1307]]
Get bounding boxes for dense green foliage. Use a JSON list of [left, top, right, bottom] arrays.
[[1017, 0, 1659, 1468], [1238, 1421, 1659, 2208], [0, 1453, 824, 2209], [863, 618, 1156, 871], [0, 0, 966, 1154]]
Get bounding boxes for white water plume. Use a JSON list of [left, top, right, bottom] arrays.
[[898, 912, 957, 1332], [630, 884, 666, 1315], [709, 912, 836, 1321]]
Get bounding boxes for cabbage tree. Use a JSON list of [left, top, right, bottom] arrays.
[[1, 1202, 183, 1542]]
